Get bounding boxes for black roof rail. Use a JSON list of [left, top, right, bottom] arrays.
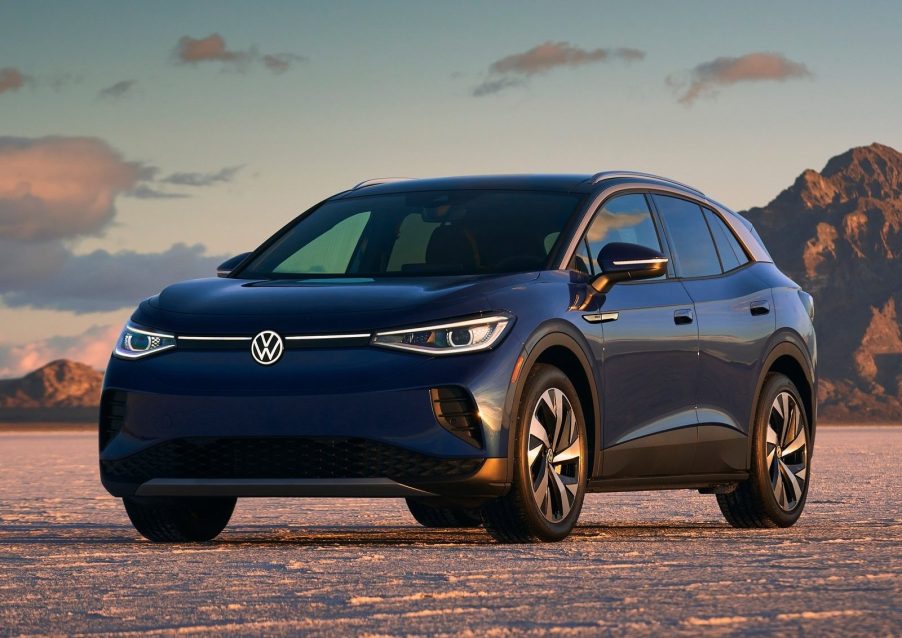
[[589, 171, 705, 198], [351, 177, 414, 190]]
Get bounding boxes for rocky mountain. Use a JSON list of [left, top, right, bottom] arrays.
[[0, 360, 102, 421], [743, 142, 902, 422]]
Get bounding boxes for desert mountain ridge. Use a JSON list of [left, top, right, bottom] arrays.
[[0, 359, 103, 410], [2, 143, 901, 422], [742, 142, 902, 422]]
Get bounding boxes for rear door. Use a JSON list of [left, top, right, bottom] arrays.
[[572, 193, 700, 478], [652, 196, 775, 474]]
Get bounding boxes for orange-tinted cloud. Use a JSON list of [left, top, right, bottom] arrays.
[[0, 67, 29, 96], [490, 42, 644, 76], [474, 42, 644, 96], [0, 324, 119, 377], [174, 34, 305, 73], [175, 33, 248, 64], [671, 52, 813, 105], [0, 136, 141, 241]]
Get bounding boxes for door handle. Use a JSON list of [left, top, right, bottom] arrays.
[[673, 308, 694, 325], [750, 300, 771, 316]]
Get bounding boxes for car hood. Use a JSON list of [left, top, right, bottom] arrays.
[[134, 273, 538, 335]]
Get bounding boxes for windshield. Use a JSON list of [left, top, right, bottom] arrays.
[[240, 190, 582, 278]]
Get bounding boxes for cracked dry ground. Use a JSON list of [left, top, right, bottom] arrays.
[[0, 426, 899, 637]]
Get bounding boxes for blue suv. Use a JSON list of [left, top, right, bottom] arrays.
[[100, 173, 817, 543]]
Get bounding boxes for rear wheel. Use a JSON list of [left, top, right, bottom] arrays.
[[123, 496, 236, 542], [405, 499, 482, 528], [482, 364, 588, 543], [717, 373, 811, 528]]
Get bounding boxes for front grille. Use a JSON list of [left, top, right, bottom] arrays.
[[101, 437, 484, 483], [99, 390, 127, 451]]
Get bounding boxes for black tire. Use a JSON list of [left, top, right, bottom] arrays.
[[482, 364, 588, 543], [405, 499, 482, 528], [123, 496, 236, 542], [717, 373, 812, 528]]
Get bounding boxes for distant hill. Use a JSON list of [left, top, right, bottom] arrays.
[[0, 359, 102, 423], [743, 142, 902, 422]]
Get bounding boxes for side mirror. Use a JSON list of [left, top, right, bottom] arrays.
[[217, 252, 252, 278], [591, 242, 667, 293]]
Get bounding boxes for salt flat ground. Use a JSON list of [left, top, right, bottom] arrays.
[[0, 427, 899, 637]]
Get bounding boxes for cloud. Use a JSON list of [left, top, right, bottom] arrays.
[[160, 165, 242, 187], [262, 53, 306, 74], [473, 42, 645, 97], [125, 184, 189, 199], [0, 67, 29, 96], [174, 33, 305, 74], [0, 136, 142, 241], [98, 79, 136, 101], [0, 135, 242, 315], [670, 52, 813, 105], [175, 33, 249, 65], [0, 136, 244, 240], [0, 241, 228, 313], [0, 324, 120, 378], [472, 77, 526, 98]]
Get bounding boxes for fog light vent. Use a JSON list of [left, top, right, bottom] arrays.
[[430, 387, 483, 448], [99, 390, 127, 451]]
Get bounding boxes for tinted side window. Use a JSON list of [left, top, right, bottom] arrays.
[[653, 195, 721, 278], [704, 208, 749, 272], [584, 194, 661, 273], [568, 238, 592, 275]]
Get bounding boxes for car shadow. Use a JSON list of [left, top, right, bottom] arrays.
[[0, 521, 753, 547]]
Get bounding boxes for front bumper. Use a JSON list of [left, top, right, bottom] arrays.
[[99, 343, 520, 499]]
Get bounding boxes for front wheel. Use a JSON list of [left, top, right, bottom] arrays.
[[717, 373, 811, 528], [482, 364, 588, 543], [123, 496, 236, 542]]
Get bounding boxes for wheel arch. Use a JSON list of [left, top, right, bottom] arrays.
[[504, 321, 602, 479], [752, 332, 817, 461]]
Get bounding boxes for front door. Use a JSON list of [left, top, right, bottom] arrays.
[[570, 193, 700, 478]]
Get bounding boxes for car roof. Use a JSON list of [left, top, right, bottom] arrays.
[[332, 174, 598, 198]]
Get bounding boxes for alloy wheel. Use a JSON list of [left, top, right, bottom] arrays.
[[766, 391, 808, 511], [527, 387, 582, 523]]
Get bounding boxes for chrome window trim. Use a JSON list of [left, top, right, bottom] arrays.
[[557, 183, 771, 271]]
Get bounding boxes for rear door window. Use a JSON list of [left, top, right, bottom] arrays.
[[652, 195, 721, 278]]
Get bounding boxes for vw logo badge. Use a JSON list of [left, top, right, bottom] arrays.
[[251, 330, 284, 365]]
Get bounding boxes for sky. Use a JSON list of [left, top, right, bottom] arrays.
[[1, 0, 901, 376]]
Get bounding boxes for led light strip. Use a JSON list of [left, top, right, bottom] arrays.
[[373, 315, 511, 337]]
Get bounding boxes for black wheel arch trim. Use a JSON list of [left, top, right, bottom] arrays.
[[750, 330, 817, 466], [502, 319, 603, 480]]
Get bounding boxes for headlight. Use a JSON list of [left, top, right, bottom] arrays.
[[371, 314, 512, 355], [114, 324, 176, 359]]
